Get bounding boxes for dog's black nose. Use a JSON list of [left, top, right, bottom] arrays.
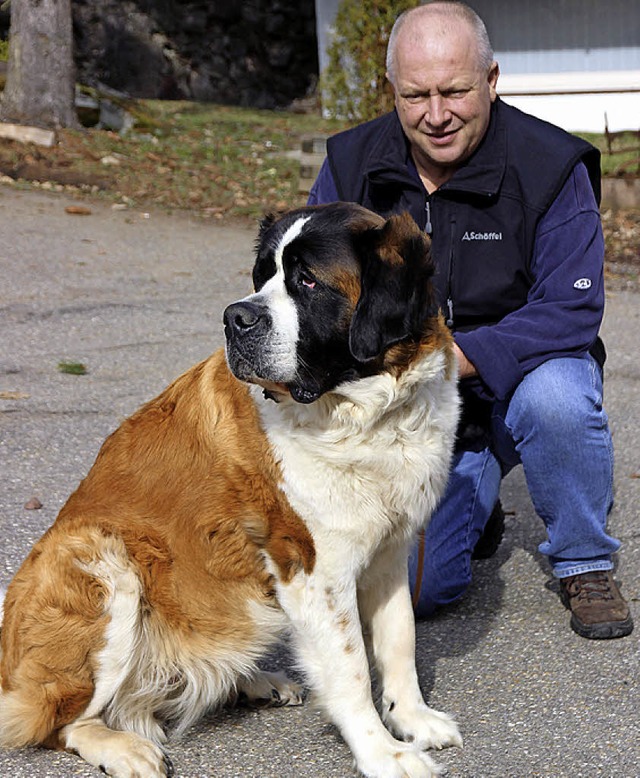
[[223, 301, 269, 336]]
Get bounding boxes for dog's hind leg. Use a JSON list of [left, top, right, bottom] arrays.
[[235, 669, 305, 708], [1, 530, 164, 768], [62, 717, 172, 778], [0, 533, 128, 750]]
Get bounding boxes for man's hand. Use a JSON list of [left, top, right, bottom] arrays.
[[453, 343, 477, 379]]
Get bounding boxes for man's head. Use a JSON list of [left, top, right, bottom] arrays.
[[386, 2, 499, 187]]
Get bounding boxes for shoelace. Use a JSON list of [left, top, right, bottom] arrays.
[[566, 572, 614, 602]]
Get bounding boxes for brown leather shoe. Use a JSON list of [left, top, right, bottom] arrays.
[[559, 571, 634, 639]]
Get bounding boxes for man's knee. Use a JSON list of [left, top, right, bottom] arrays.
[[508, 357, 601, 438]]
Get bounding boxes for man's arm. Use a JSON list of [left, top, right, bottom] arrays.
[[307, 158, 340, 205], [453, 343, 477, 379], [455, 161, 604, 400]]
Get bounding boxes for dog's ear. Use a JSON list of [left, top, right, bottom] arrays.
[[349, 212, 435, 363], [258, 212, 277, 243]]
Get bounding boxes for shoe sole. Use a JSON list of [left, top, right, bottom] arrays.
[[570, 614, 634, 640]]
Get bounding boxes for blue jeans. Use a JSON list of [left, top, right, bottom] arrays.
[[410, 355, 619, 617]]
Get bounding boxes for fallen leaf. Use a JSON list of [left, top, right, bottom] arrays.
[[0, 390, 30, 400], [65, 205, 92, 216], [58, 361, 87, 375]]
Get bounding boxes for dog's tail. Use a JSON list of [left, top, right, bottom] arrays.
[[0, 584, 72, 748], [1, 585, 56, 746], [0, 686, 59, 748], [0, 585, 4, 657]]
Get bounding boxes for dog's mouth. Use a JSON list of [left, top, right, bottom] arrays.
[[226, 345, 323, 405], [289, 385, 321, 404], [255, 379, 289, 403], [257, 379, 321, 405]]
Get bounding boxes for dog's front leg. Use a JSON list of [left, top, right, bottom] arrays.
[[358, 541, 463, 754], [276, 562, 443, 778]]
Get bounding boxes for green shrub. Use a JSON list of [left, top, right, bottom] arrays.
[[321, 0, 418, 122], [0, 38, 9, 62]]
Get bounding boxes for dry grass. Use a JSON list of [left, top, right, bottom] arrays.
[[0, 99, 638, 288], [0, 100, 345, 219]]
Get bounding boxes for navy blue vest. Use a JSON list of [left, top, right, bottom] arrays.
[[326, 99, 602, 340]]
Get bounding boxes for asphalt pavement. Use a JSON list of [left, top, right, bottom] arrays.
[[0, 187, 638, 778]]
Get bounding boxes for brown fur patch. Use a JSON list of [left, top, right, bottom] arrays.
[[329, 267, 362, 311], [0, 348, 315, 747], [383, 313, 454, 378], [0, 531, 110, 744], [378, 212, 430, 268]]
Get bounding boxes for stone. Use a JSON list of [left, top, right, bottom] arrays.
[[63, 0, 318, 110]]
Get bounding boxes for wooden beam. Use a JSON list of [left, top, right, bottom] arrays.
[[0, 122, 56, 147]]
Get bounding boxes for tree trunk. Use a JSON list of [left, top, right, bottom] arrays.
[[0, 0, 78, 129]]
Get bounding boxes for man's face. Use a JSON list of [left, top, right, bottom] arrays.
[[391, 21, 499, 180]]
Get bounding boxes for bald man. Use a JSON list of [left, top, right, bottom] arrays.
[[309, 1, 633, 640]]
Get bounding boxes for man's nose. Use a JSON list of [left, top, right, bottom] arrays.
[[426, 95, 449, 126]]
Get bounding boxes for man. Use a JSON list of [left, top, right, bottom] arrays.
[[308, 1, 633, 639]]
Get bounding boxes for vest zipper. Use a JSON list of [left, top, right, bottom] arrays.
[[424, 199, 433, 235], [445, 216, 456, 329]]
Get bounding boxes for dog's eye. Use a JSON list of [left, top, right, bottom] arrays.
[[299, 271, 317, 290]]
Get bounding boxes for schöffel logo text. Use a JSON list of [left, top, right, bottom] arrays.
[[461, 231, 503, 241]]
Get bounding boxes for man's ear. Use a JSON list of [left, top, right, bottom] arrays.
[[348, 212, 435, 363], [488, 60, 500, 101]]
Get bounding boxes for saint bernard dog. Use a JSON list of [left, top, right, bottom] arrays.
[[0, 203, 462, 777]]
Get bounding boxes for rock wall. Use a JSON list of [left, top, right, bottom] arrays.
[[2, 1, 319, 109]]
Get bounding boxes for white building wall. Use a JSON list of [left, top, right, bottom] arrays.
[[472, 0, 640, 131], [314, 0, 342, 76], [314, 0, 640, 132]]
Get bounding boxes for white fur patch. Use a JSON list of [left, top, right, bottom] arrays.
[[260, 347, 459, 560], [237, 215, 311, 382], [274, 215, 311, 273], [77, 552, 143, 723], [70, 539, 288, 747], [257, 344, 461, 778]]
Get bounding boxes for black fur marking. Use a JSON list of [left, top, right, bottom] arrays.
[[228, 205, 436, 403], [349, 216, 436, 362]]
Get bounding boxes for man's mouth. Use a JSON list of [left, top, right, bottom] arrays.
[[427, 128, 459, 145]]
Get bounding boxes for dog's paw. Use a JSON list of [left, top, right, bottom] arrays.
[[235, 670, 305, 708], [357, 744, 443, 778], [385, 702, 462, 751], [92, 734, 169, 778], [64, 720, 170, 778], [98, 745, 171, 778]]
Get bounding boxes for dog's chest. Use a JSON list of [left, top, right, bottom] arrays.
[[257, 388, 455, 553]]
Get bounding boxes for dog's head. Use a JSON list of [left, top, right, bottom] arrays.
[[223, 203, 438, 404]]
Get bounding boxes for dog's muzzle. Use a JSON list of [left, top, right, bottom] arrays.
[[223, 301, 271, 378], [223, 301, 319, 404], [224, 299, 299, 392], [224, 300, 270, 342]]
